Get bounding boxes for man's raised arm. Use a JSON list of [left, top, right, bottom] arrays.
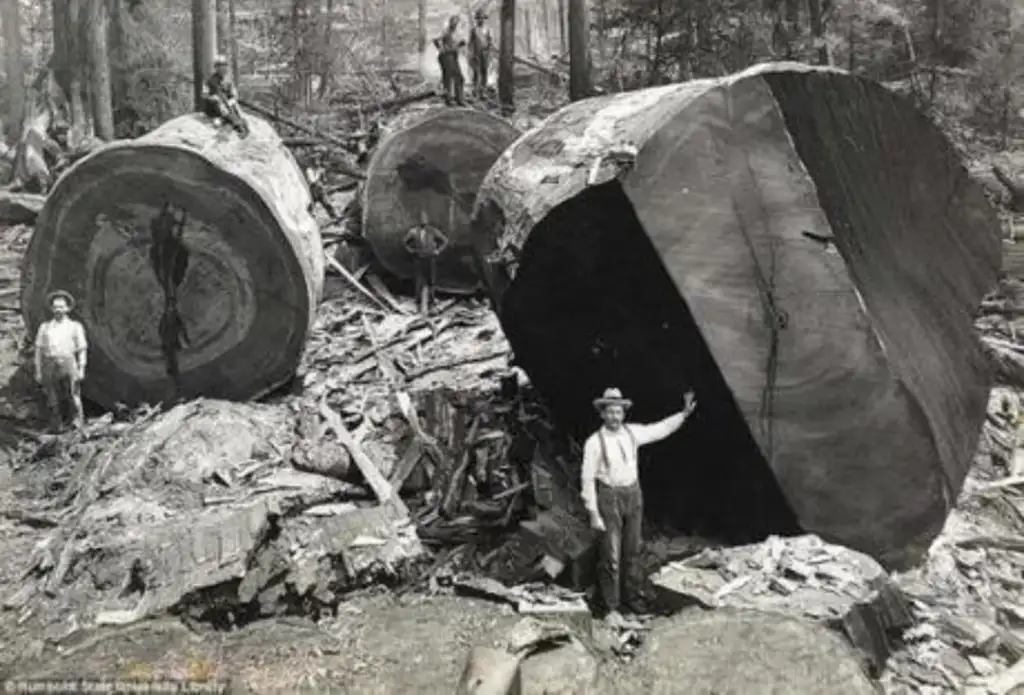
[[631, 392, 697, 445]]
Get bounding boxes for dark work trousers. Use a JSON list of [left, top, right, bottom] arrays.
[[439, 53, 465, 105], [414, 255, 439, 314], [471, 54, 488, 97], [596, 481, 644, 613]]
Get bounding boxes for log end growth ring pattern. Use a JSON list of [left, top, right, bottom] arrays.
[[22, 114, 324, 410]]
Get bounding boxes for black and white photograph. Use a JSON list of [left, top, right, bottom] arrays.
[[0, 0, 1021, 692]]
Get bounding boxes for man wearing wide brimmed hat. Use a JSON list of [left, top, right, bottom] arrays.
[[34, 290, 88, 432], [581, 386, 697, 625]]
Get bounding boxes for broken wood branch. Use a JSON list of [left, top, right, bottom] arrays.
[[318, 396, 408, 518]]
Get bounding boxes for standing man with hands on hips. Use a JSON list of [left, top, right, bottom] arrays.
[[581, 387, 698, 626]]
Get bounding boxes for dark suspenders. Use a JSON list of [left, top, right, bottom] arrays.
[[597, 426, 637, 478]]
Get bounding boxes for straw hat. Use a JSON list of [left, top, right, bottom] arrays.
[[593, 387, 632, 411], [46, 289, 75, 311]]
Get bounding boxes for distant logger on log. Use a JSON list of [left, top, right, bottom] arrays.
[[202, 55, 249, 136], [468, 9, 494, 99], [434, 16, 467, 106]]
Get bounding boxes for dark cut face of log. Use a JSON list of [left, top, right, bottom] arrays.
[[22, 114, 325, 410], [362, 108, 520, 295], [474, 62, 1002, 566], [502, 181, 802, 542]]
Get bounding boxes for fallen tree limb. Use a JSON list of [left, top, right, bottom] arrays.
[[237, 99, 366, 179], [0, 190, 45, 225], [319, 396, 408, 518], [336, 89, 438, 117]]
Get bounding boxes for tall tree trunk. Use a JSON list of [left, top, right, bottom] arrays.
[[107, 0, 129, 111], [807, 0, 827, 65], [192, 0, 217, 110], [2, 0, 25, 142], [784, 0, 799, 59], [86, 0, 114, 139], [417, 0, 427, 53], [318, 0, 335, 99], [928, 0, 943, 104], [567, 0, 589, 100], [557, 0, 566, 54], [381, 0, 389, 67], [216, 0, 229, 57], [498, 0, 515, 115], [228, 0, 238, 78], [596, 0, 606, 63]]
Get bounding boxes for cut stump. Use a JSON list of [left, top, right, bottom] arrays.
[[363, 107, 520, 294], [473, 61, 1002, 565], [21, 114, 324, 409]]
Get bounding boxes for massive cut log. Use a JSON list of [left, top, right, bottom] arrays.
[[21, 114, 324, 409], [362, 107, 520, 294], [472, 62, 1002, 566]]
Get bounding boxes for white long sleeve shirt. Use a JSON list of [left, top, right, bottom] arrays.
[[35, 318, 87, 380], [580, 412, 686, 515]]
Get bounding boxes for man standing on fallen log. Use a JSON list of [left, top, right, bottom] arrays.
[[468, 9, 493, 99], [34, 290, 88, 433], [581, 387, 697, 626], [434, 16, 467, 106], [404, 212, 450, 314], [202, 55, 249, 136]]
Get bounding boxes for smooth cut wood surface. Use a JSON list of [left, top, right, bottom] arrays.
[[363, 107, 520, 294], [22, 113, 324, 409], [473, 62, 1002, 562]]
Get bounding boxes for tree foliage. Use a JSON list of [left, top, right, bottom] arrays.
[[0, 0, 1020, 141]]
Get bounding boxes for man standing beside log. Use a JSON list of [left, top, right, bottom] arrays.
[[34, 290, 88, 433], [581, 387, 697, 626], [468, 9, 493, 100], [434, 16, 467, 106], [202, 55, 249, 136]]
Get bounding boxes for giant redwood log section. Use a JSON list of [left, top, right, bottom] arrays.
[[473, 62, 1003, 566], [22, 114, 324, 410], [362, 107, 520, 294]]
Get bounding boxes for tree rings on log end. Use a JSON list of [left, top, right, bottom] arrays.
[[362, 107, 520, 294], [472, 61, 1002, 564], [22, 114, 324, 410]]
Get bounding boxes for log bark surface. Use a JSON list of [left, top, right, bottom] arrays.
[[22, 113, 324, 409], [473, 61, 1002, 563], [362, 107, 520, 294]]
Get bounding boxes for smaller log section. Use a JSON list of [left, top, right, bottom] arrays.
[[22, 114, 324, 410], [472, 61, 1002, 566], [361, 107, 520, 295]]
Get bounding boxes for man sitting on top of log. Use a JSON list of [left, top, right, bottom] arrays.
[[34, 290, 88, 433], [581, 387, 697, 627], [434, 15, 467, 106], [404, 211, 450, 315], [202, 55, 250, 136]]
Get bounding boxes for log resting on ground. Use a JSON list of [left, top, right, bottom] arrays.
[[0, 190, 45, 225], [362, 107, 520, 294], [21, 113, 324, 409], [472, 61, 1002, 566]]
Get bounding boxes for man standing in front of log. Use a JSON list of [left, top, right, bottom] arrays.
[[34, 290, 88, 433], [581, 387, 697, 626]]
